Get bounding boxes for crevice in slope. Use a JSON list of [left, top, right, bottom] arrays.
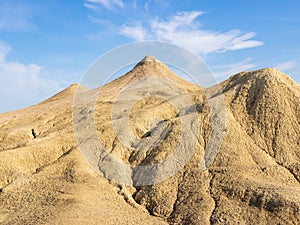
[[208, 171, 218, 225], [230, 107, 300, 184], [277, 162, 300, 183], [167, 170, 186, 222], [117, 185, 149, 214], [34, 146, 75, 174], [250, 132, 299, 184], [99, 136, 117, 163]]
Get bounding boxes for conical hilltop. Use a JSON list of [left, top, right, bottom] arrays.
[[97, 55, 201, 100], [0, 56, 299, 225], [123, 55, 183, 80]]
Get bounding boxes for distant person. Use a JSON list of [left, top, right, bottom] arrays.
[[31, 129, 37, 139]]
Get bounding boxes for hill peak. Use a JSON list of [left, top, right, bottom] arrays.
[[97, 55, 201, 98], [142, 55, 157, 61], [116, 55, 177, 81], [134, 55, 166, 68], [140, 55, 160, 63]]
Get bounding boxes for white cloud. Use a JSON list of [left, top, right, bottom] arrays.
[[144, 0, 150, 11], [86, 33, 103, 41], [275, 59, 297, 72], [120, 23, 149, 41], [0, 3, 35, 31], [84, 3, 99, 11], [86, 16, 119, 40], [0, 41, 11, 61], [0, 41, 63, 112], [120, 11, 263, 55], [275, 59, 300, 82], [212, 58, 257, 79], [84, 0, 124, 11]]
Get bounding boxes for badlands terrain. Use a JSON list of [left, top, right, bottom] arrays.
[[0, 56, 299, 224]]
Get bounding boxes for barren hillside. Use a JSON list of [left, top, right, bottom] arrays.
[[0, 56, 299, 224]]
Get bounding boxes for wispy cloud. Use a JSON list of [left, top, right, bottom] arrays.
[[87, 15, 119, 29], [0, 41, 63, 112], [120, 22, 149, 41], [86, 33, 103, 41], [120, 11, 263, 55], [144, 0, 150, 11], [275, 59, 298, 72], [212, 58, 257, 79], [84, 0, 124, 11], [84, 3, 99, 11], [0, 2, 35, 32], [86, 16, 119, 40]]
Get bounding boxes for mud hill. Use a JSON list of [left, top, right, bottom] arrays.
[[0, 56, 299, 225]]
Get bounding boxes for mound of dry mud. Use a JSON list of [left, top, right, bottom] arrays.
[[0, 56, 299, 224]]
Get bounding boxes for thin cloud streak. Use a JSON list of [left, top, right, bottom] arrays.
[[275, 59, 298, 72], [212, 58, 257, 79], [120, 11, 263, 55], [84, 0, 124, 11]]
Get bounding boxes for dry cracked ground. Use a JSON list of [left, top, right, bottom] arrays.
[[0, 56, 299, 224]]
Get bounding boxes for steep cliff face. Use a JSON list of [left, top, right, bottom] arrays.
[[0, 57, 299, 225]]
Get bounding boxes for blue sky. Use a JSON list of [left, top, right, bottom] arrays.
[[0, 0, 299, 112]]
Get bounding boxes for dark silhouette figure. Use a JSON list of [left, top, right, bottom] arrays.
[[31, 129, 37, 139]]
